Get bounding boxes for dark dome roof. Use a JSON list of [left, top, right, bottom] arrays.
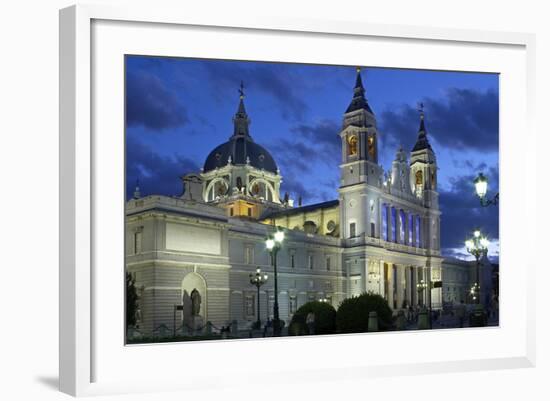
[[203, 136, 278, 174]]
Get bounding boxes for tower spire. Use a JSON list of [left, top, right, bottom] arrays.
[[232, 81, 251, 138], [412, 103, 433, 152], [345, 67, 374, 115]]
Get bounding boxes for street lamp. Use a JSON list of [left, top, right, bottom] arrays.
[[416, 278, 432, 329], [249, 267, 268, 330], [474, 173, 499, 207], [265, 229, 285, 336], [465, 229, 490, 304]]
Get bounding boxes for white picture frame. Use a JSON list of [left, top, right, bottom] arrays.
[[59, 4, 536, 397]]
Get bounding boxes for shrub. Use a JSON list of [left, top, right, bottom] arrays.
[[289, 301, 337, 335], [336, 292, 393, 333]]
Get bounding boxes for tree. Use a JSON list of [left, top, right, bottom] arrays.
[[126, 271, 139, 328]]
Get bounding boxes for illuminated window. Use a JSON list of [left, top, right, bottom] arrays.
[[348, 134, 358, 156], [408, 214, 413, 245], [399, 210, 406, 244], [416, 216, 421, 248], [391, 207, 397, 242], [382, 204, 388, 241]]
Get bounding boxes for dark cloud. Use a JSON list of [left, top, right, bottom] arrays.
[[439, 165, 499, 259], [379, 88, 498, 153], [126, 70, 188, 130], [201, 61, 308, 121], [269, 119, 341, 204], [126, 136, 199, 199]]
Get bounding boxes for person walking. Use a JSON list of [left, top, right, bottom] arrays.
[[456, 300, 466, 328], [306, 311, 315, 335]]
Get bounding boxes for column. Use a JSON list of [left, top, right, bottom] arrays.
[[405, 265, 412, 307], [413, 266, 420, 307], [387, 263, 394, 309], [395, 264, 404, 309], [364, 258, 369, 293], [426, 265, 432, 310], [379, 260, 385, 297]]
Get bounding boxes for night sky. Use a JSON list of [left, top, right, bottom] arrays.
[[125, 55, 499, 261]]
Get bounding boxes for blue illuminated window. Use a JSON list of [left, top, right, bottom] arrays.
[[391, 207, 396, 242], [416, 215, 421, 248], [399, 210, 405, 244], [382, 204, 388, 241], [408, 214, 413, 245]]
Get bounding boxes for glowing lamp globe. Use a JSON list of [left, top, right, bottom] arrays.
[[474, 173, 488, 198], [265, 239, 275, 250], [274, 231, 285, 243]]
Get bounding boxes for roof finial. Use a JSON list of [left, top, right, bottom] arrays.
[[239, 81, 245, 99], [418, 102, 425, 119]]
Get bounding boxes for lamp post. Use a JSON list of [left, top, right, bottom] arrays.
[[474, 173, 499, 207], [265, 230, 285, 336], [465, 229, 490, 304], [416, 279, 431, 329], [249, 267, 268, 330], [416, 279, 428, 307]]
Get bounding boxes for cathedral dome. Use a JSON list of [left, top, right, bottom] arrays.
[[203, 83, 279, 174], [203, 136, 278, 174]]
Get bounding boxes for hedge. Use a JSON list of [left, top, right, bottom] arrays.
[[289, 301, 337, 335], [336, 292, 393, 333]]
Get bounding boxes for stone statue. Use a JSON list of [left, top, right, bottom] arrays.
[[190, 289, 201, 316]]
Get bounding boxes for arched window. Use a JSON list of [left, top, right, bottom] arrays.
[[348, 135, 358, 156]]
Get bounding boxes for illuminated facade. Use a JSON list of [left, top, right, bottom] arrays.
[[126, 70, 476, 333]]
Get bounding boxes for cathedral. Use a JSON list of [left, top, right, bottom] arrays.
[[125, 69, 490, 334]]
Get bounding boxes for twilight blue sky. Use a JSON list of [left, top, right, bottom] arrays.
[[125, 55, 499, 260]]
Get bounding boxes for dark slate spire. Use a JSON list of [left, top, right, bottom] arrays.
[[412, 104, 433, 152], [232, 81, 251, 138], [345, 67, 374, 114]]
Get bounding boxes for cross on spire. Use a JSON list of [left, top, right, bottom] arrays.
[[239, 81, 245, 99], [418, 102, 425, 118]]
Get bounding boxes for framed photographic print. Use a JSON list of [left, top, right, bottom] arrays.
[[60, 4, 536, 397]]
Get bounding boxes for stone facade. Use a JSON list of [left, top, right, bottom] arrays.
[[126, 69, 486, 332]]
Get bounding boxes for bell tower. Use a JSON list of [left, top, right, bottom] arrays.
[[339, 68, 382, 189], [409, 106, 438, 205], [409, 106, 440, 251], [339, 68, 384, 240]]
